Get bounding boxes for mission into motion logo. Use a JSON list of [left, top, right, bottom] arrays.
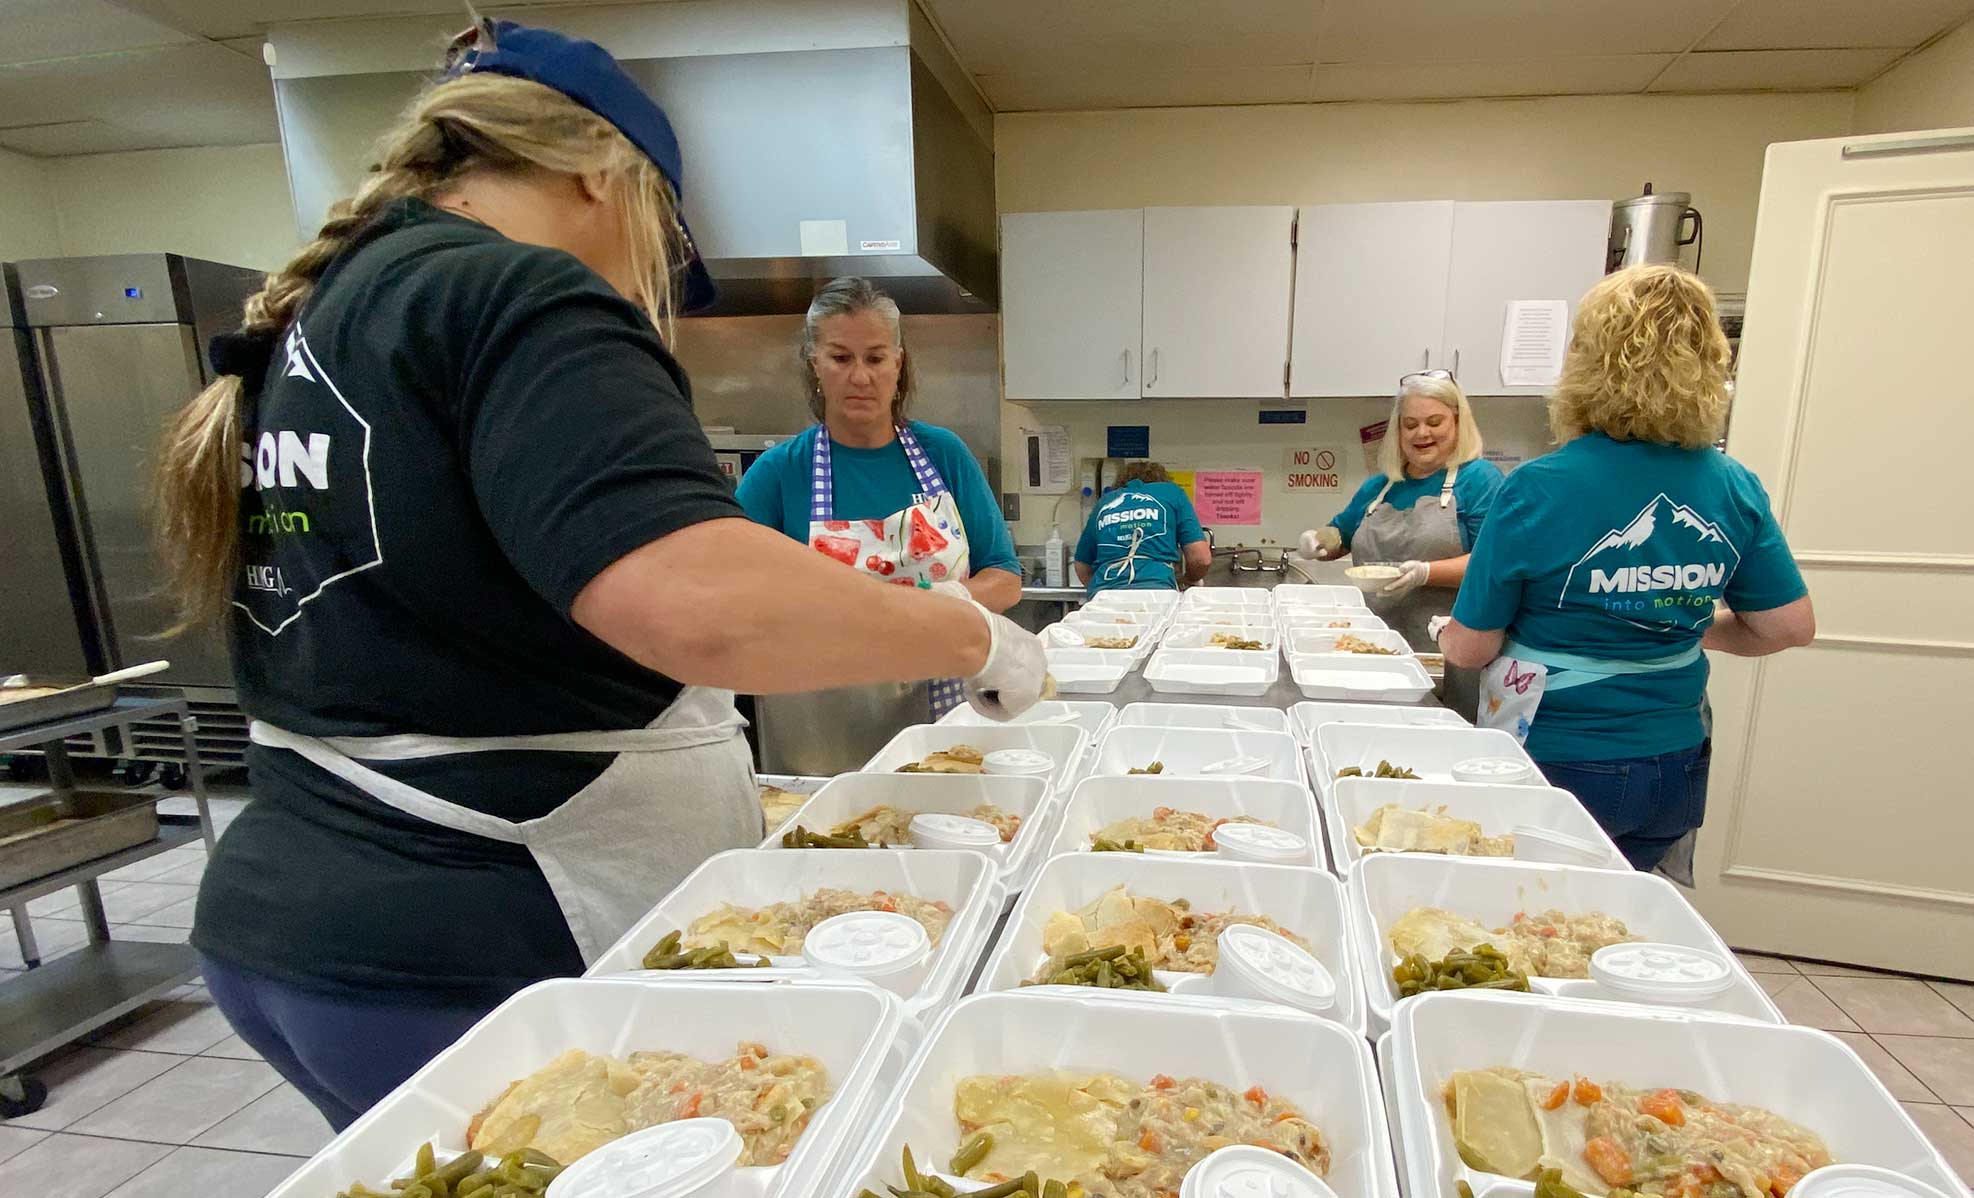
[[1561, 493, 1739, 628]]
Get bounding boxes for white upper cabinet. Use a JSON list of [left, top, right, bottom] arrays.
[[1140, 206, 1296, 399], [1000, 210, 1144, 401], [1440, 200, 1613, 395], [1290, 202, 1456, 398]]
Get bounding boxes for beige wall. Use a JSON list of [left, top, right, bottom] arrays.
[[0, 147, 62, 262], [1854, 20, 1974, 134], [994, 91, 1856, 546], [43, 144, 297, 271]]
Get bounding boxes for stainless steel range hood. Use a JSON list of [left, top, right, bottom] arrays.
[[266, 1, 996, 315]]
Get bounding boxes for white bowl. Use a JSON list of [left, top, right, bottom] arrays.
[[1344, 564, 1402, 594]]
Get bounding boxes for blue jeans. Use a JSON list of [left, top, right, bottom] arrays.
[[1539, 740, 1711, 873], [200, 953, 493, 1130]]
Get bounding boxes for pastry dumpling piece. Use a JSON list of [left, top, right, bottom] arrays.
[[1450, 1069, 1543, 1178], [1041, 910, 1089, 958], [1387, 906, 1493, 962], [469, 1049, 638, 1164], [1359, 805, 1486, 853]]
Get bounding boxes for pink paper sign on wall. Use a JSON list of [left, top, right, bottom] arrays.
[[1193, 470, 1263, 525]]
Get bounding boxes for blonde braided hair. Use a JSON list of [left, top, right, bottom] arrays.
[[153, 72, 687, 631]]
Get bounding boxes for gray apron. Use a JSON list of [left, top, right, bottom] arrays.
[[249, 685, 762, 964], [1352, 464, 1478, 717]]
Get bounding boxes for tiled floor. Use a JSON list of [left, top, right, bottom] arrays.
[[2, 783, 1971, 1195]]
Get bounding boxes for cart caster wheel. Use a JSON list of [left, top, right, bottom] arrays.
[[116, 760, 157, 786], [158, 764, 188, 792], [0, 1075, 48, 1118]]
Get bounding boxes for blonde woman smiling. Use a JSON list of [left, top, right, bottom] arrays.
[[1443, 265, 1814, 872]]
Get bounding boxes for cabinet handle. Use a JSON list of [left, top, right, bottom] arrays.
[[1148, 348, 1160, 387], [1451, 348, 1460, 380], [1421, 348, 1430, 369], [1120, 348, 1131, 387]]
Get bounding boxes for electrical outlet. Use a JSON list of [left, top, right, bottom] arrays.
[[1000, 492, 1021, 521]]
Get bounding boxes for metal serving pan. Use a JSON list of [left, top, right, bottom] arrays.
[[0, 790, 161, 890], [0, 662, 171, 736]]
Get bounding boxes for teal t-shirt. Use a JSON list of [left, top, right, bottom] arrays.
[[1330, 459, 1504, 552], [1452, 433, 1806, 763], [735, 422, 1021, 578], [1074, 481, 1205, 594]]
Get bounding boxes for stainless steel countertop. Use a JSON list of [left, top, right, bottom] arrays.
[[1020, 585, 1088, 602]]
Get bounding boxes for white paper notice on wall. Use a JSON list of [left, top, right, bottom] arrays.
[[1499, 299, 1570, 387], [1019, 424, 1073, 493]]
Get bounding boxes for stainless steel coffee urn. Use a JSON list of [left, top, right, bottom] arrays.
[[1608, 183, 1703, 272]]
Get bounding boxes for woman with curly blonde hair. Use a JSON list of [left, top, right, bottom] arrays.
[[1442, 265, 1814, 872]]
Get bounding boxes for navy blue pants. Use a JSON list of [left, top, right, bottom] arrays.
[[199, 953, 493, 1130], [1539, 740, 1710, 873]]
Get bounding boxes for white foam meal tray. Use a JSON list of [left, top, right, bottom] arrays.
[[1081, 589, 1178, 615], [863, 722, 1090, 796], [588, 848, 1002, 1022], [1348, 854, 1782, 1035], [767, 772, 1052, 888], [1388, 992, 1971, 1198], [1056, 617, 1160, 657], [1116, 701, 1293, 736], [938, 699, 1117, 741], [1180, 587, 1279, 611], [1286, 627, 1414, 658], [1290, 653, 1433, 703], [1312, 724, 1534, 794], [262, 977, 903, 1198], [1291, 701, 1466, 745], [1277, 606, 1387, 630], [975, 851, 1366, 1038], [1049, 774, 1326, 869], [1089, 724, 1305, 784], [1042, 647, 1135, 694], [1161, 622, 1282, 652], [833, 990, 1399, 1198], [1273, 584, 1370, 610], [1325, 776, 1628, 874], [1145, 646, 1281, 697]]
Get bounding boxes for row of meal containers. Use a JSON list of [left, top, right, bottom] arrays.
[[1048, 586, 1437, 700]]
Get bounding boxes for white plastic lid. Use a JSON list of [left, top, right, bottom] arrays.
[[982, 748, 1054, 777], [1179, 1143, 1338, 1198], [1215, 924, 1336, 1013], [1452, 756, 1537, 784], [1046, 624, 1088, 646], [1789, 1165, 1957, 1198], [800, 911, 930, 978], [1590, 942, 1734, 1003], [545, 1119, 740, 1198], [908, 812, 1003, 851], [1200, 753, 1273, 777], [1511, 825, 1610, 866], [1212, 822, 1308, 864]]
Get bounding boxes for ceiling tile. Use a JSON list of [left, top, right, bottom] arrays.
[[0, 119, 178, 156], [979, 64, 1316, 112], [1698, 0, 1974, 50], [1649, 47, 1904, 91], [110, 0, 634, 41], [0, 0, 195, 67], [1317, 0, 1739, 62], [1311, 54, 1676, 102], [928, 0, 1324, 75], [0, 42, 278, 148]]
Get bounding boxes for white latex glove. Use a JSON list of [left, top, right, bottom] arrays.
[[1427, 615, 1452, 643], [1292, 526, 1344, 561], [1382, 559, 1431, 599], [929, 579, 972, 601], [964, 602, 1049, 721]]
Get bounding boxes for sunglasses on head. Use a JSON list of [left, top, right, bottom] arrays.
[[1398, 369, 1455, 391]]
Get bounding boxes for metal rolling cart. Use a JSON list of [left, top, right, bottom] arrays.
[[0, 688, 215, 1118]]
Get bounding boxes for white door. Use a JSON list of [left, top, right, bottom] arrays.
[[1141, 205, 1296, 399], [1693, 127, 1974, 978], [1290, 202, 1455, 398], [1441, 200, 1612, 395], [1001, 210, 1143, 401]]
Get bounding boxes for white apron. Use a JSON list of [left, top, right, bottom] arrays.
[[249, 684, 760, 964], [806, 424, 972, 717]]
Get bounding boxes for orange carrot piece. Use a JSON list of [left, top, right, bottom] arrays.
[[1541, 1081, 1571, 1110], [1244, 1085, 1268, 1107], [1583, 1136, 1633, 1186], [1572, 1077, 1603, 1105], [1640, 1088, 1687, 1127], [679, 1091, 703, 1118], [1150, 1074, 1177, 1090], [1139, 1130, 1163, 1154]]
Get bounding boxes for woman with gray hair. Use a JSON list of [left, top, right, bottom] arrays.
[[738, 277, 1024, 713]]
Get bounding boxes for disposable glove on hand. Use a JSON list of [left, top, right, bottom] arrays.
[[929, 579, 972, 601], [1293, 527, 1344, 560], [964, 602, 1049, 720], [1382, 559, 1431, 599]]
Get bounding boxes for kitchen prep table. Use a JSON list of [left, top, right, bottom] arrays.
[[0, 692, 215, 1117]]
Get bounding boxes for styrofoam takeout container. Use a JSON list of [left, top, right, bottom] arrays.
[[1290, 654, 1434, 703], [862, 723, 1089, 796], [755, 775, 833, 840], [262, 978, 903, 1198], [975, 852, 1365, 1036], [1277, 607, 1388, 632], [1290, 701, 1466, 745], [1388, 992, 1971, 1198], [1274, 584, 1371, 610], [1161, 622, 1283, 653], [1117, 701, 1293, 736], [590, 849, 1001, 1022], [1081, 589, 1179, 616], [1286, 627, 1415, 659], [1049, 774, 1326, 868], [765, 773, 1051, 888], [1089, 724, 1305, 784], [1041, 647, 1134, 694], [1348, 854, 1782, 1035], [1312, 724, 1534, 794], [1324, 777, 1627, 874], [1145, 646, 1281, 697], [832, 991, 1399, 1198], [938, 699, 1117, 741], [1181, 587, 1280, 612]]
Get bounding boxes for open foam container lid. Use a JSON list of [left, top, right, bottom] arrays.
[[1323, 775, 1627, 874], [1049, 773, 1328, 869]]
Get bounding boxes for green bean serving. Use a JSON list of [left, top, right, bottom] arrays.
[[1126, 761, 1165, 774], [1336, 759, 1420, 780], [780, 824, 871, 849], [1023, 943, 1167, 991], [1391, 944, 1531, 998], [870, 1145, 1068, 1198], [1089, 837, 1145, 853], [336, 1144, 561, 1198], [638, 930, 772, 971], [1535, 1168, 1591, 1198]]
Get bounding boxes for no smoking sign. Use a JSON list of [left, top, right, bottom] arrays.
[[1284, 445, 1343, 491]]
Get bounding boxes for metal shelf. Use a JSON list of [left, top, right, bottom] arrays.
[[0, 941, 198, 1074]]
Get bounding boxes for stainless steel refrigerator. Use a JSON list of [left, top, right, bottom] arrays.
[[11, 255, 261, 767]]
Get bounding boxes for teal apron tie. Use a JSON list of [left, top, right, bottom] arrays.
[[1503, 638, 1704, 693]]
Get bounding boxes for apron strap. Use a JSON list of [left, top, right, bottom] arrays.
[[892, 423, 951, 499], [1503, 638, 1704, 692], [1362, 477, 1398, 518], [1099, 526, 1149, 586], [252, 721, 529, 842], [1439, 461, 1460, 509]]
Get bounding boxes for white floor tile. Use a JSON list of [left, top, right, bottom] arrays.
[[0, 1132, 172, 1198], [103, 1144, 304, 1198], [146, 859, 206, 887], [68, 1056, 281, 1143], [95, 882, 198, 925], [108, 923, 192, 946], [26, 883, 126, 919], [126, 896, 198, 929], [1, 1048, 182, 1131], [0, 1123, 50, 1163], [0, 916, 91, 968], [201, 1033, 262, 1062], [91, 998, 236, 1055], [193, 1084, 333, 1157]]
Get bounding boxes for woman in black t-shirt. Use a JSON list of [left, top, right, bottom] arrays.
[[149, 20, 1045, 1131]]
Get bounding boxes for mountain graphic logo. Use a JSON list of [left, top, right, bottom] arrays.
[[1560, 493, 1740, 607]]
